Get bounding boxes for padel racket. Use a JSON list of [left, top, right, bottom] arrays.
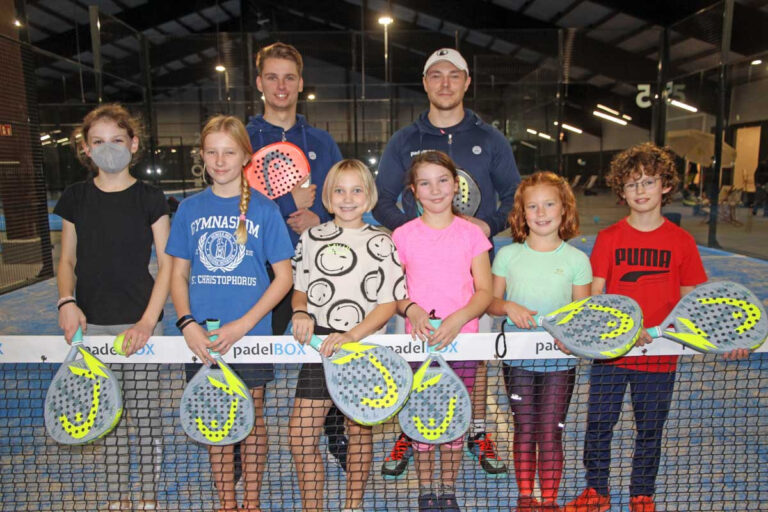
[[646, 281, 768, 353], [516, 295, 644, 360], [244, 141, 310, 199], [454, 168, 481, 216], [179, 320, 255, 445], [308, 335, 412, 426], [44, 327, 123, 444]]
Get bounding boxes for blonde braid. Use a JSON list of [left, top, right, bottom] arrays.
[[235, 171, 251, 245]]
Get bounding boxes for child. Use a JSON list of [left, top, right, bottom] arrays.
[[487, 172, 592, 511], [167, 115, 294, 512], [392, 150, 493, 512], [290, 159, 406, 512], [54, 103, 171, 510], [565, 143, 746, 512]]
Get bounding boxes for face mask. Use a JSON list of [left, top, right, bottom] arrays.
[[90, 142, 132, 174]]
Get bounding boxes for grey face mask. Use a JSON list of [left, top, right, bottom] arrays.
[[90, 142, 132, 174]]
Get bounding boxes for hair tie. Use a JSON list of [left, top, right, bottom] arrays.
[[239, 214, 246, 221]]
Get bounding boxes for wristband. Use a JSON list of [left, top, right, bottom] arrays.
[[175, 314, 196, 331], [57, 296, 75, 308], [292, 310, 315, 321], [57, 299, 76, 310], [403, 302, 418, 317]]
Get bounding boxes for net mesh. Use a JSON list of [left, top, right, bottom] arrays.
[[0, 333, 766, 511]]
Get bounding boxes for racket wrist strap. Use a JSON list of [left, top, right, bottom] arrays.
[[292, 310, 316, 322], [57, 297, 76, 310], [403, 302, 418, 318]]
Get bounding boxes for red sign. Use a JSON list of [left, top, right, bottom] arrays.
[[0, 124, 11, 136]]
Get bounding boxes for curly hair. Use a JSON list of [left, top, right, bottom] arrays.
[[608, 142, 679, 205], [74, 103, 143, 173], [509, 171, 580, 243]]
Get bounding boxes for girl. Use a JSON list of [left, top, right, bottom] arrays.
[[392, 151, 493, 512], [487, 171, 592, 511], [290, 159, 405, 512], [167, 115, 294, 512], [54, 103, 171, 511]]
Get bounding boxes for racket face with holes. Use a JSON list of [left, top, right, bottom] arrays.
[[44, 344, 123, 445], [244, 141, 310, 199], [650, 281, 768, 353], [322, 341, 413, 426], [179, 358, 255, 445], [540, 295, 643, 359], [398, 354, 471, 445], [453, 168, 481, 216]]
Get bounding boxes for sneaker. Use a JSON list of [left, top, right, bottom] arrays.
[[466, 432, 508, 475], [515, 495, 541, 511], [629, 495, 656, 512], [539, 499, 563, 511], [418, 492, 440, 512], [324, 406, 348, 472], [563, 488, 610, 512], [438, 493, 461, 512], [381, 432, 413, 479]]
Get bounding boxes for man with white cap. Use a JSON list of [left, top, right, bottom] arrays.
[[374, 48, 519, 483]]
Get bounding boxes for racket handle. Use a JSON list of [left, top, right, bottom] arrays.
[[72, 326, 84, 345], [646, 326, 661, 338], [426, 318, 442, 353], [205, 319, 221, 358], [309, 335, 323, 352]]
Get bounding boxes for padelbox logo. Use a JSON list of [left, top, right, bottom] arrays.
[[232, 341, 307, 359], [91, 342, 156, 356], [390, 340, 459, 355]]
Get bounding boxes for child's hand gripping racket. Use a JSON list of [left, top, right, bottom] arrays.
[[646, 281, 768, 354], [244, 141, 310, 199], [307, 334, 413, 426], [44, 327, 123, 444], [504, 295, 644, 360], [179, 320, 255, 445], [398, 315, 472, 444]]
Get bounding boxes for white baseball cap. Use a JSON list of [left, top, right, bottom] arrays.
[[423, 48, 469, 76]]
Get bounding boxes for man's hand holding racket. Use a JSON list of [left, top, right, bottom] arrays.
[[291, 174, 316, 208]]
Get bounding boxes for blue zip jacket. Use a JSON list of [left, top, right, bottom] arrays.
[[246, 114, 343, 246], [372, 109, 520, 237]]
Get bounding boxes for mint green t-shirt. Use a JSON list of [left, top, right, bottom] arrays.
[[491, 241, 592, 372]]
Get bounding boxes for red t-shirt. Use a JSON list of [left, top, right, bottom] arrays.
[[590, 218, 708, 372]]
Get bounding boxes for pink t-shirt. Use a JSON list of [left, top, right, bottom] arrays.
[[392, 216, 492, 333]]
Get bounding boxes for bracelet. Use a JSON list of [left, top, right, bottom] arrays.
[[178, 319, 196, 332], [292, 310, 315, 321], [57, 296, 75, 308], [403, 302, 418, 317], [57, 299, 76, 310], [175, 314, 196, 331]]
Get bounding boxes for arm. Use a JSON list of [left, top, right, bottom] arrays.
[[290, 290, 315, 345], [487, 274, 538, 328], [321, 301, 397, 357], [122, 215, 172, 355], [169, 256, 214, 365], [431, 251, 493, 349], [208, 259, 293, 354], [372, 139, 410, 230], [57, 219, 86, 342]]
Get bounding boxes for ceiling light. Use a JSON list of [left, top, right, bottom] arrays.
[[597, 104, 620, 116], [526, 128, 538, 135], [520, 140, 537, 149], [307, 93, 316, 101], [593, 110, 627, 125], [40, 134, 50, 141], [378, 16, 393, 25], [751, 59, 762, 66], [14, 20, 22, 28], [554, 121, 583, 134], [215, 65, 226, 72], [537, 132, 552, 140], [668, 99, 698, 112]]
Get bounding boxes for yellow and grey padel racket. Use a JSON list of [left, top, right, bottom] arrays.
[[308, 334, 412, 426], [646, 281, 768, 353], [453, 168, 481, 216], [44, 327, 123, 444], [179, 319, 255, 445], [518, 294, 644, 360]]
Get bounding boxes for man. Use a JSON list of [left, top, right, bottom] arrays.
[[245, 42, 347, 470], [374, 48, 520, 478]]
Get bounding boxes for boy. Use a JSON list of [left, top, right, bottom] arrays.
[[565, 143, 746, 512]]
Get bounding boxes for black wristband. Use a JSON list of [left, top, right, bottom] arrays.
[[57, 299, 76, 311], [292, 310, 315, 321], [178, 319, 196, 332], [403, 302, 418, 317], [175, 314, 196, 331]]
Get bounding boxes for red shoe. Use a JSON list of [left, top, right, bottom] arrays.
[[539, 499, 563, 511], [629, 495, 656, 512], [515, 495, 541, 511], [563, 488, 610, 512]]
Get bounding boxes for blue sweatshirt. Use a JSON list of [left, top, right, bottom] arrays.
[[246, 114, 343, 246], [372, 109, 520, 237]]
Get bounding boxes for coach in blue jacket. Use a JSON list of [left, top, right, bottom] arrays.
[[373, 48, 520, 240], [374, 48, 520, 480]]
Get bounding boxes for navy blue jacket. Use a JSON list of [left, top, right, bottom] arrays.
[[372, 109, 520, 237], [246, 114, 343, 246]]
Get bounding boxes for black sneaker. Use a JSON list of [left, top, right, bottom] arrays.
[[324, 405, 348, 472], [466, 432, 508, 476], [381, 432, 413, 479]]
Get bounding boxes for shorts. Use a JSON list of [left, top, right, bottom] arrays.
[[412, 435, 466, 452], [293, 325, 342, 400], [184, 363, 274, 388]]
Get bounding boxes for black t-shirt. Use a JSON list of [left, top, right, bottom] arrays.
[[54, 180, 169, 325]]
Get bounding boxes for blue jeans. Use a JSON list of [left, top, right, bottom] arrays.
[[583, 364, 676, 497]]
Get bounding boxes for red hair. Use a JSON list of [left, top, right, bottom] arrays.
[[509, 171, 580, 242]]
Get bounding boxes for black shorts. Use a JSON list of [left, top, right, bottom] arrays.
[[185, 362, 274, 389], [293, 325, 341, 401]]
